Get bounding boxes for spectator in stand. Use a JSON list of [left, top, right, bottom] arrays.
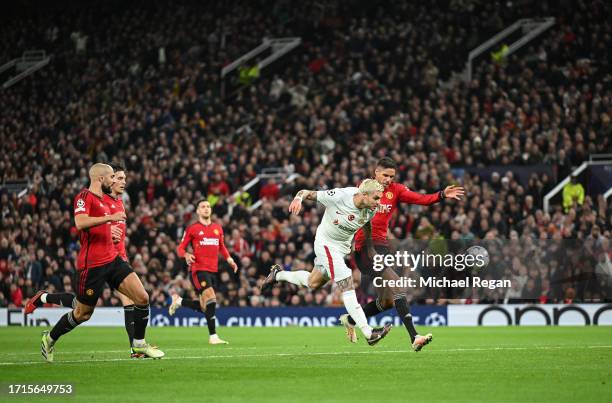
[[259, 179, 280, 201], [229, 229, 252, 259], [0, 0, 610, 308], [562, 174, 585, 213], [10, 283, 23, 307]]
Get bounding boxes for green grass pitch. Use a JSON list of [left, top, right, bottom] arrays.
[[1, 326, 611, 402]]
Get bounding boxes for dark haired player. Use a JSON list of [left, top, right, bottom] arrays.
[[169, 200, 238, 344], [341, 157, 464, 351], [27, 165, 146, 358], [38, 163, 163, 362], [104, 165, 142, 355]]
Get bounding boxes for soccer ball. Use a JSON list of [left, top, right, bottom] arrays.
[[466, 245, 489, 270]]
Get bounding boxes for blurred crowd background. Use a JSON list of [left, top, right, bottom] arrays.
[[1, 0, 610, 308]]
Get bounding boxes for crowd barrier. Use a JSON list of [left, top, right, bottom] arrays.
[[2, 304, 610, 327]]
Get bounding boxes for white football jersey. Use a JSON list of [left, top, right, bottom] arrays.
[[314, 187, 377, 255]]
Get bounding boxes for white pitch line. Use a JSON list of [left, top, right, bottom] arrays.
[[1, 345, 611, 367], [434, 345, 612, 352], [0, 346, 258, 357]]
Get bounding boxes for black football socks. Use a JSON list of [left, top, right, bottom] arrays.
[[49, 311, 82, 341], [123, 304, 135, 348], [205, 299, 217, 336], [347, 298, 385, 326]]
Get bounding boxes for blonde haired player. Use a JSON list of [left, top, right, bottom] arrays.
[[262, 179, 392, 345]]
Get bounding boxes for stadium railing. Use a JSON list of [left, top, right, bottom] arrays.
[[459, 17, 555, 82], [1, 50, 50, 89], [543, 156, 612, 214]]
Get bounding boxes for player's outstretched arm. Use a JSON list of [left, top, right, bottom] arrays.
[[397, 184, 465, 205], [288, 189, 317, 215]]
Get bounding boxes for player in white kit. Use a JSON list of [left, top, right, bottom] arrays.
[[262, 179, 392, 345]]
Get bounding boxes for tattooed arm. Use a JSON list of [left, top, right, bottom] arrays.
[[295, 189, 318, 202], [288, 189, 317, 215]]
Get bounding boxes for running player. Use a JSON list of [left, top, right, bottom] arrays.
[[342, 157, 464, 351], [104, 164, 141, 355], [27, 165, 144, 358], [168, 200, 238, 345], [40, 163, 164, 362], [262, 179, 392, 345]]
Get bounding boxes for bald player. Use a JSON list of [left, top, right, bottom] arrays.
[[29, 164, 143, 358], [40, 163, 164, 362]]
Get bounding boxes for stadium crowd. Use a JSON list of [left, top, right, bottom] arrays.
[[1, 0, 610, 308]]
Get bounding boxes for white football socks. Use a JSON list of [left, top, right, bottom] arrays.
[[276, 271, 310, 288], [342, 290, 372, 339]]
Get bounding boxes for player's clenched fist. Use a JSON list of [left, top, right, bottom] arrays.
[[184, 252, 196, 265], [111, 225, 122, 244], [227, 257, 238, 273]]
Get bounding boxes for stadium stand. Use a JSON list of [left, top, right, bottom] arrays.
[[0, 0, 610, 308]]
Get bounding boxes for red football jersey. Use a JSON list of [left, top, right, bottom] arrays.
[[73, 189, 118, 269], [104, 194, 127, 261], [177, 222, 230, 272], [354, 182, 441, 250]]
